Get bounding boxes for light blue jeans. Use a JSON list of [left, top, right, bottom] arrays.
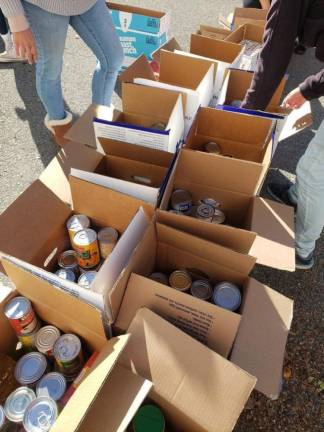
[[22, 0, 124, 120], [289, 120, 324, 258]]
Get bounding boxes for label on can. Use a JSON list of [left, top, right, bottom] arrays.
[[97, 227, 118, 259], [73, 229, 100, 269], [4, 297, 39, 336], [18, 322, 41, 351], [66, 214, 90, 245], [54, 335, 83, 381]]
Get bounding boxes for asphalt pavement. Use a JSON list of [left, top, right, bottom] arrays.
[[0, 1, 323, 431]]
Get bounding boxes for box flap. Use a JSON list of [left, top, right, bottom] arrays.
[[52, 335, 130, 432], [77, 364, 152, 432], [119, 54, 156, 84], [248, 197, 295, 271], [2, 258, 107, 351], [152, 37, 182, 63], [232, 7, 267, 29], [118, 308, 256, 432], [64, 104, 114, 148], [231, 278, 293, 399], [39, 141, 103, 205], [225, 23, 264, 44], [115, 273, 241, 358], [190, 33, 243, 64], [0, 180, 71, 267]]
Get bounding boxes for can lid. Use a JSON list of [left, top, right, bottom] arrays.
[[0, 405, 6, 427], [196, 204, 214, 219], [73, 228, 97, 246], [171, 189, 192, 212], [149, 272, 169, 285], [36, 373, 66, 402], [55, 269, 76, 282], [205, 141, 222, 154], [23, 397, 58, 432], [4, 387, 36, 423], [35, 326, 61, 354], [4, 296, 31, 320], [98, 227, 119, 243], [213, 282, 242, 311], [66, 214, 90, 232], [169, 270, 192, 292], [15, 353, 47, 385], [200, 197, 221, 209], [190, 280, 213, 300], [58, 250, 78, 269], [54, 334, 81, 362], [133, 404, 165, 432], [78, 271, 97, 290]]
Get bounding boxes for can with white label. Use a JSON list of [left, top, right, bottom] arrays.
[[171, 189, 192, 213], [66, 214, 90, 245], [35, 326, 61, 357]]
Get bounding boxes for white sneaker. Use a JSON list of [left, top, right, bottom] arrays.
[[0, 46, 25, 63]]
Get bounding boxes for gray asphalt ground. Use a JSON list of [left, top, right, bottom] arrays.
[[0, 1, 323, 431]]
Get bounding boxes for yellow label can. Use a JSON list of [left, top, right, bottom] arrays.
[[73, 229, 100, 269]]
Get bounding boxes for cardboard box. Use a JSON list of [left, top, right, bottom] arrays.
[[189, 33, 244, 105], [225, 23, 264, 45], [119, 50, 214, 136], [91, 82, 184, 153], [197, 24, 232, 40], [0, 163, 153, 322], [115, 222, 293, 398], [1, 260, 257, 431], [108, 2, 170, 36], [232, 7, 267, 29], [0, 258, 153, 432], [184, 107, 274, 191], [160, 149, 295, 272], [151, 36, 182, 64]]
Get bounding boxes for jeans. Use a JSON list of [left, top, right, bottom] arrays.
[[22, 0, 124, 120], [288, 120, 324, 258]]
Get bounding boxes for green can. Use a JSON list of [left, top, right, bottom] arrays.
[[132, 405, 165, 432]]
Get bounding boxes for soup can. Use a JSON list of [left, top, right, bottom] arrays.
[[23, 397, 58, 432], [213, 282, 242, 312], [35, 326, 61, 357], [15, 353, 47, 387], [195, 204, 214, 222], [4, 297, 39, 336], [97, 227, 119, 259], [132, 404, 165, 432], [18, 322, 41, 352], [58, 250, 79, 275], [4, 387, 36, 423], [55, 269, 76, 283], [211, 209, 226, 225], [77, 271, 97, 290], [190, 280, 213, 301], [66, 214, 90, 245], [54, 334, 84, 382], [204, 141, 222, 155], [199, 197, 221, 209], [36, 373, 66, 402], [171, 189, 192, 213], [169, 270, 192, 292], [73, 229, 100, 269], [149, 272, 169, 286]]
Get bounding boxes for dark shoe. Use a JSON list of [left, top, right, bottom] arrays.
[[266, 182, 297, 209], [294, 43, 306, 55], [295, 252, 314, 270]]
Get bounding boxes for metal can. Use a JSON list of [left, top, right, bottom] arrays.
[[58, 250, 79, 275], [35, 326, 61, 357], [66, 214, 90, 245], [4, 297, 39, 336], [0, 405, 9, 431], [36, 373, 66, 402], [213, 282, 242, 311], [190, 280, 213, 301], [23, 397, 58, 432], [199, 197, 221, 209], [18, 322, 41, 352], [77, 271, 97, 290], [170, 189, 192, 213], [73, 228, 100, 269], [195, 204, 215, 222], [4, 387, 36, 423], [169, 270, 192, 292], [132, 404, 165, 432], [204, 141, 222, 155], [151, 122, 166, 131], [149, 272, 169, 286], [55, 268, 76, 283], [211, 209, 226, 225], [97, 227, 119, 259], [53, 334, 84, 382], [15, 353, 47, 387]]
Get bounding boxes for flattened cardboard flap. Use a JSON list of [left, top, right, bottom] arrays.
[[119, 54, 156, 84], [118, 308, 256, 432], [231, 278, 293, 399], [52, 335, 130, 432]]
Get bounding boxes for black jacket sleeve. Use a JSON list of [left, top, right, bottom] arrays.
[[300, 69, 324, 99], [242, 0, 302, 110]]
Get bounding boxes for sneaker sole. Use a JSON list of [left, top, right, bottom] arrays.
[[295, 259, 314, 270]]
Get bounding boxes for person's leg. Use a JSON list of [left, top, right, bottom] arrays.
[[0, 8, 8, 35], [243, 0, 262, 8], [70, 0, 124, 106], [290, 120, 324, 259]]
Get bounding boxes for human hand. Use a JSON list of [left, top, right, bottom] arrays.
[[282, 87, 306, 110], [12, 29, 38, 64]]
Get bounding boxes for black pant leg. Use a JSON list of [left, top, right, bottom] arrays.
[[243, 0, 262, 8], [0, 9, 8, 35]]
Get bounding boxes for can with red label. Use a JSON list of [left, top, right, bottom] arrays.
[[4, 297, 39, 337]]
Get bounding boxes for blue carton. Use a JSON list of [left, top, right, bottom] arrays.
[[108, 2, 170, 36]]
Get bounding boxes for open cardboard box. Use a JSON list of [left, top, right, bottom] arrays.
[[184, 107, 274, 193], [151, 36, 182, 65], [160, 149, 295, 272], [232, 7, 267, 29], [91, 82, 184, 153], [114, 222, 293, 399], [0, 164, 153, 323], [197, 24, 232, 40], [119, 50, 214, 136], [1, 259, 257, 432], [225, 23, 264, 45]]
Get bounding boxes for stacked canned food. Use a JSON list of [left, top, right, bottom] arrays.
[[2, 296, 88, 431], [54, 214, 119, 291], [169, 190, 226, 225], [150, 269, 242, 312]]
